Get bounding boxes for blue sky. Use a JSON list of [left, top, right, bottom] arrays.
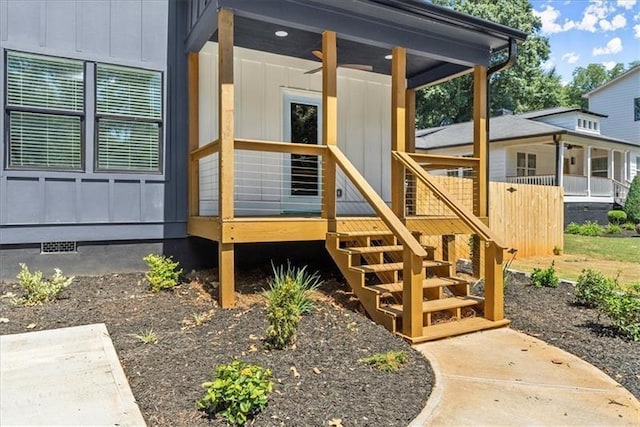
[[530, 0, 640, 84]]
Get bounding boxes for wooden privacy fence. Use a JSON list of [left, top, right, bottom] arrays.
[[417, 177, 564, 259]]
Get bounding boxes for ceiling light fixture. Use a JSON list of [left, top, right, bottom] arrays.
[[275, 30, 288, 37], [384, 54, 392, 60]]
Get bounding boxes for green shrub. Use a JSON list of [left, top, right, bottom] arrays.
[[603, 224, 622, 234], [599, 285, 640, 341], [565, 222, 581, 235], [263, 263, 321, 349], [578, 221, 603, 236], [622, 222, 636, 231], [15, 263, 74, 305], [197, 361, 273, 426], [143, 254, 182, 292], [361, 350, 408, 372], [624, 175, 640, 224], [531, 262, 559, 288], [607, 210, 627, 225], [574, 269, 615, 308]]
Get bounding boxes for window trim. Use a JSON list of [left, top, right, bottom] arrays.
[[4, 50, 87, 172], [634, 97, 640, 122], [516, 152, 536, 176], [93, 63, 164, 174]]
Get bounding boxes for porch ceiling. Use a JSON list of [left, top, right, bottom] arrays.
[[193, 0, 527, 88]]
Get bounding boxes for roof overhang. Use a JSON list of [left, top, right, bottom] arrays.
[[185, 0, 526, 88]]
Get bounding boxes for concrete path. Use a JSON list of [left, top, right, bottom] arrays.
[[1, 323, 145, 426], [410, 328, 640, 426]]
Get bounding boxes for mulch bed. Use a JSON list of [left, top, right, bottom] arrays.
[[504, 273, 640, 399], [0, 269, 432, 427]]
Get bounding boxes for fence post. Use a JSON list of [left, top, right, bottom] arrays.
[[402, 248, 423, 338]]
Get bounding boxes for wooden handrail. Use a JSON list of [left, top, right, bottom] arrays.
[[395, 151, 505, 249], [409, 153, 480, 168], [190, 139, 219, 160], [235, 139, 327, 156], [329, 145, 427, 257]]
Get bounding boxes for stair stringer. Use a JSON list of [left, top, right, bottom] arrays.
[[325, 234, 396, 333]]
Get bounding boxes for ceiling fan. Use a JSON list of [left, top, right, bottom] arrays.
[[304, 50, 374, 74]]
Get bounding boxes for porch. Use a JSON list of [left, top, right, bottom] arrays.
[[183, 1, 525, 342]]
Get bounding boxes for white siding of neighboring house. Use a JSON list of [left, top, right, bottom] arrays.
[[198, 42, 392, 216], [416, 145, 507, 181], [588, 69, 640, 144], [533, 112, 577, 130]]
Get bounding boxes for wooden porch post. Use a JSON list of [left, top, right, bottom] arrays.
[[322, 30, 337, 230], [472, 66, 488, 276], [188, 53, 200, 218], [484, 242, 504, 321], [218, 8, 235, 308], [405, 89, 416, 216], [391, 47, 407, 219]]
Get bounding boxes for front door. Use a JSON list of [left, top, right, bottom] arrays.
[[282, 93, 322, 213]]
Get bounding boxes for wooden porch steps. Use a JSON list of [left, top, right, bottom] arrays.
[[405, 317, 511, 343], [350, 260, 447, 274], [380, 295, 483, 317], [369, 277, 469, 294]]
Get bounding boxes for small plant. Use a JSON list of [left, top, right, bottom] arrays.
[[607, 210, 627, 225], [143, 254, 182, 292], [552, 245, 563, 256], [603, 224, 622, 234], [360, 350, 408, 372], [15, 263, 74, 305], [622, 222, 636, 231], [578, 221, 603, 236], [565, 222, 581, 235], [599, 285, 640, 341], [574, 269, 615, 308], [624, 175, 640, 224], [135, 329, 159, 344], [197, 360, 273, 426], [263, 263, 321, 349], [531, 262, 559, 288]]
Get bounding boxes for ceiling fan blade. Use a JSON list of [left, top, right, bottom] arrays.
[[341, 64, 374, 72], [304, 66, 323, 75], [312, 50, 323, 60]]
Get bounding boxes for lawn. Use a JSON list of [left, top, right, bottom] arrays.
[[512, 234, 640, 286]]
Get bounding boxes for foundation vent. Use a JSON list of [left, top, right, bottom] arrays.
[[41, 241, 77, 254]]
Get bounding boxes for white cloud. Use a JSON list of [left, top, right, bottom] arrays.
[[561, 52, 580, 64], [617, 0, 637, 10], [592, 37, 623, 55], [602, 61, 617, 70], [634, 12, 640, 21], [599, 14, 627, 31], [534, 5, 576, 33], [634, 23, 640, 38]]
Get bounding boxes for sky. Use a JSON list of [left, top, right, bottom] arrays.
[[530, 0, 640, 84]]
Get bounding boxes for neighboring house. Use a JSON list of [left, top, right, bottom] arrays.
[[1, 0, 528, 341], [585, 66, 640, 145], [416, 107, 640, 225]]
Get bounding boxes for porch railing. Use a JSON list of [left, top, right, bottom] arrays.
[[506, 174, 625, 198], [506, 174, 556, 186]]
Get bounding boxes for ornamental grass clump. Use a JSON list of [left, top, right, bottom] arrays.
[[143, 254, 182, 292], [264, 263, 321, 349], [197, 361, 273, 426], [15, 263, 74, 305]]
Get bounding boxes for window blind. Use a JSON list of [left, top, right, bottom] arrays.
[[97, 119, 159, 172]]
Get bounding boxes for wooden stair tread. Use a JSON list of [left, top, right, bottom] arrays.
[[331, 230, 394, 237], [350, 260, 447, 273], [406, 318, 511, 343], [340, 245, 404, 254], [369, 277, 468, 294], [381, 295, 483, 317]]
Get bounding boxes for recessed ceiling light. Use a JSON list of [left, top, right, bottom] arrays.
[[275, 30, 288, 37], [384, 54, 392, 60]]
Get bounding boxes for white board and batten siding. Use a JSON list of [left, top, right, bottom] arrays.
[[198, 42, 393, 216]]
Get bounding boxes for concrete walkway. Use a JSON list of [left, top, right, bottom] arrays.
[[1, 323, 145, 426], [410, 327, 640, 426]]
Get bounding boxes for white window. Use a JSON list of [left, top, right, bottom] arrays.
[[591, 157, 608, 178], [634, 98, 640, 122], [5, 51, 84, 170], [95, 64, 162, 172], [517, 152, 536, 176]]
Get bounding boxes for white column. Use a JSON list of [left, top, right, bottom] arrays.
[[557, 141, 564, 187], [586, 146, 592, 197], [608, 149, 614, 179], [624, 151, 629, 182]]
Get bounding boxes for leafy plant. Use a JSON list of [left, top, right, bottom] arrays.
[[607, 210, 627, 225], [624, 175, 640, 224], [531, 262, 559, 288], [574, 269, 615, 308], [143, 254, 182, 292], [360, 350, 408, 372], [14, 263, 74, 305], [263, 263, 321, 349], [599, 285, 640, 341], [603, 224, 622, 234], [552, 245, 563, 256], [565, 222, 581, 235], [622, 222, 636, 231], [135, 329, 159, 344], [565, 221, 602, 236], [197, 361, 273, 426]]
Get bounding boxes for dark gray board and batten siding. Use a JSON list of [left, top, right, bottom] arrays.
[[0, 0, 190, 246]]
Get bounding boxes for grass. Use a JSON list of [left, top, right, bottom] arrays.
[[512, 234, 640, 287]]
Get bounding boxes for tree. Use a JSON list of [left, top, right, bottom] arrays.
[[416, 0, 563, 128], [563, 63, 627, 109], [625, 176, 640, 224]]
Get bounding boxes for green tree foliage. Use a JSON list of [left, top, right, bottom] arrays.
[[416, 0, 563, 128], [625, 176, 640, 224], [563, 63, 628, 108]]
